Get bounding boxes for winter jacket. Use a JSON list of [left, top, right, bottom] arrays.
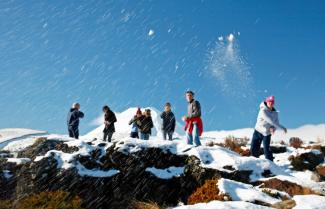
[[103, 110, 117, 133], [255, 102, 286, 136], [137, 115, 154, 134], [184, 117, 203, 136], [67, 108, 84, 128], [160, 111, 176, 132], [188, 99, 201, 119], [129, 116, 139, 133]]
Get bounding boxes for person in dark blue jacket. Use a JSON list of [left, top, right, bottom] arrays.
[[67, 103, 84, 139], [160, 102, 176, 140]]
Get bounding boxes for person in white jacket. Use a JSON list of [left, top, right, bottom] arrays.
[[250, 96, 287, 161]]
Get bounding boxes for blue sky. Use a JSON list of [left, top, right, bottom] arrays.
[[0, 0, 324, 134]]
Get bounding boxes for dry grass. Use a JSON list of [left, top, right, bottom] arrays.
[[289, 137, 303, 149], [207, 136, 250, 156], [260, 178, 314, 196], [187, 178, 231, 205], [132, 201, 164, 209], [16, 191, 84, 209]]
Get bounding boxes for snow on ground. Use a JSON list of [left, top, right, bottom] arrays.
[[218, 178, 280, 204], [0, 128, 47, 150], [6, 157, 31, 164], [34, 139, 119, 178], [293, 195, 325, 209], [114, 137, 286, 182], [0, 128, 47, 143], [172, 200, 272, 209], [203, 124, 325, 144], [145, 166, 185, 179]]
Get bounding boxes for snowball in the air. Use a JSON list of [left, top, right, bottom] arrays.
[[227, 33, 235, 42], [148, 29, 155, 36]]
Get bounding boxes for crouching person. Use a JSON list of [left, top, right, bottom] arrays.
[[138, 109, 154, 140], [67, 103, 84, 139], [102, 105, 117, 142], [160, 102, 176, 140], [129, 108, 142, 139], [250, 96, 287, 161]]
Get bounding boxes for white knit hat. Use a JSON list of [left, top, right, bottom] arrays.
[[72, 102, 80, 108]]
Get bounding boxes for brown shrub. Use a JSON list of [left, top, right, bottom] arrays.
[[316, 165, 325, 176], [15, 190, 84, 209], [0, 200, 12, 209], [271, 200, 296, 209], [187, 178, 231, 205], [260, 178, 314, 196], [132, 201, 164, 209], [289, 137, 303, 149], [222, 136, 249, 156]]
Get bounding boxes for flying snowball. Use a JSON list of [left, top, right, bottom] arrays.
[[148, 29, 155, 36], [227, 33, 235, 42]]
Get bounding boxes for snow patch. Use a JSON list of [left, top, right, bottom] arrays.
[[218, 178, 280, 204], [293, 195, 325, 209], [145, 166, 184, 179]]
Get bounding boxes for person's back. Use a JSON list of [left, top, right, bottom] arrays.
[[67, 103, 84, 139], [67, 108, 84, 128], [160, 102, 176, 140]]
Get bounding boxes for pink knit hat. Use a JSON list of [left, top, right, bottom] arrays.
[[266, 96, 275, 104]]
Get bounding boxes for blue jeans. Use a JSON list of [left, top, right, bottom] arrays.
[[68, 126, 79, 139], [163, 131, 173, 141], [186, 123, 201, 146], [250, 130, 273, 161], [140, 133, 150, 140]]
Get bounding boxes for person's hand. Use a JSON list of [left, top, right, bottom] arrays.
[[182, 116, 188, 122], [270, 127, 275, 135], [283, 128, 287, 134]]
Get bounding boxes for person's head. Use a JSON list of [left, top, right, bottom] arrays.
[[144, 109, 151, 117], [265, 96, 275, 109], [186, 90, 194, 102], [102, 105, 109, 113], [164, 102, 171, 112], [136, 107, 142, 117], [72, 103, 80, 110]]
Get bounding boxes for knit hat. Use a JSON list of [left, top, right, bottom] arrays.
[[266, 96, 275, 104], [136, 108, 142, 115]]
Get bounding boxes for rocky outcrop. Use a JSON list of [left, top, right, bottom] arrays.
[[288, 151, 324, 171], [0, 139, 290, 209]]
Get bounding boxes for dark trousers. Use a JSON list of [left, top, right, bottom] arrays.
[[68, 126, 79, 139], [103, 131, 113, 142], [163, 131, 173, 141], [250, 130, 273, 161], [130, 132, 139, 139]]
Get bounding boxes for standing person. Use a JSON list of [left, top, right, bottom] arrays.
[[250, 96, 287, 161], [102, 105, 117, 142], [138, 109, 154, 140], [160, 102, 176, 141], [128, 108, 142, 139], [67, 103, 84, 139], [182, 90, 203, 146]]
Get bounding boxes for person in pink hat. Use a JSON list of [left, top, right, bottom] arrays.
[[250, 96, 287, 161]]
